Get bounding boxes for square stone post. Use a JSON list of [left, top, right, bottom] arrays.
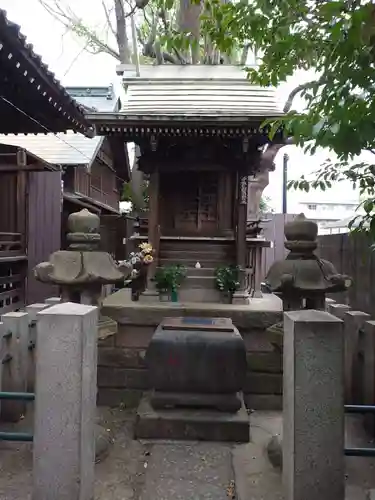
[[283, 310, 345, 500], [343, 311, 370, 404], [1, 312, 29, 422], [33, 302, 98, 500], [25, 303, 50, 393]]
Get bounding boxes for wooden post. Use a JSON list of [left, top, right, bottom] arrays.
[[140, 171, 160, 302], [232, 173, 250, 305]]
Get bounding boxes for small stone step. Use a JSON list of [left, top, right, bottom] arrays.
[[186, 267, 216, 277], [159, 258, 231, 269], [180, 276, 216, 289], [178, 287, 223, 303], [159, 250, 233, 260], [160, 241, 234, 253]]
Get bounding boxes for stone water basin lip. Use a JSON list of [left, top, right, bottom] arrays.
[[102, 290, 282, 329]]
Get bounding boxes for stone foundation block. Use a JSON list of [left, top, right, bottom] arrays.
[[135, 394, 250, 442]]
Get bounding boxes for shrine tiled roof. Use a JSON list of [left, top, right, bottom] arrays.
[[85, 66, 284, 137], [0, 9, 94, 135], [118, 65, 283, 120]]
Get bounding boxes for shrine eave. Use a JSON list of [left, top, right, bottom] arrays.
[[0, 9, 94, 136], [85, 112, 284, 139]]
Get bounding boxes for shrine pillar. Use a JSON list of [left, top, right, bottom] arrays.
[[140, 171, 160, 302], [247, 168, 270, 219], [232, 173, 250, 305]]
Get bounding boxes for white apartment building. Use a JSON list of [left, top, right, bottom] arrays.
[[264, 145, 363, 234]]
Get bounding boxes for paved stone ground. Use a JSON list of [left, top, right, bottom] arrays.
[[0, 407, 375, 499]]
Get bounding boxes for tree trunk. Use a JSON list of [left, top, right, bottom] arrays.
[[178, 0, 202, 63], [115, 0, 131, 63]]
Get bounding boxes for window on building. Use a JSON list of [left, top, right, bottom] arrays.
[[307, 204, 317, 210]]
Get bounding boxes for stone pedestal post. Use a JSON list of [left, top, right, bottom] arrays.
[[0, 312, 29, 422], [25, 303, 50, 393], [283, 310, 345, 500], [33, 302, 98, 500], [344, 311, 370, 404]]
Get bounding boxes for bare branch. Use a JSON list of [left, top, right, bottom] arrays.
[[38, 0, 121, 60], [101, 0, 117, 38]]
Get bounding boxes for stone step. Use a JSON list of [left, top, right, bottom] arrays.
[[159, 258, 232, 269], [180, 276, 216, 289], [178, 287, 223, 303], [156, 266, 217, 278], [160, 241, 233, 253], [186, 267, 216, 277], [159, 250, 233, 260]]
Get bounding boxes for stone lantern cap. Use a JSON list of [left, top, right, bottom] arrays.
[[265, 214, 352, 295], [34, 208, 127, 286]]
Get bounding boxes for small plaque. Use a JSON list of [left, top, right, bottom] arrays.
[[161, 317, 234, 332]]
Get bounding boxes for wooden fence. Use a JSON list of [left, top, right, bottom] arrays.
[[317, 232, 375, 315], [262, 213, 296, 276]]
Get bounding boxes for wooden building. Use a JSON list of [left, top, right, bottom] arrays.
[[0, 85, 131, 304], [0, 9, 94, 313], [86, 65, 284, 303]]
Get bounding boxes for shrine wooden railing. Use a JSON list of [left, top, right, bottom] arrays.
[[90, 186, 119, 211], [72, 169, 119, 211], [0, 233, 23, 258], [0, 233, 27, 315]]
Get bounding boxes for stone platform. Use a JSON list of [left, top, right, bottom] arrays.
[[102, 289, 282, 329], [135, 394, 250, 442], [99, 290, 284, 411]]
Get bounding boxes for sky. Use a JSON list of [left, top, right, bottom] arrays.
[[0, 0, 362, 214]]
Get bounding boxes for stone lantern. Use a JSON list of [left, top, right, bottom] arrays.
[[264, 214, 352, 347], [34, 208, 129, 337]]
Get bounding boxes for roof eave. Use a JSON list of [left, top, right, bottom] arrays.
[[85, 112, 284, 124]]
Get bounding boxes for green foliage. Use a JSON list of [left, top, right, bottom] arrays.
[[121, 180, 149, 212], [259, 196, 273, 214], [214, 265, 240, 295], [200, 0, 375, 237], [153, 264, 187, 293]]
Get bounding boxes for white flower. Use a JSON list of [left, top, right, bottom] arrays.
[[131, 257, 138, 265]]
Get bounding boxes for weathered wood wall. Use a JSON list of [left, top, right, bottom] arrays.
[[262, 213, 296, 276], [26, 171, 62, 304], [317, 232, 373, 314]]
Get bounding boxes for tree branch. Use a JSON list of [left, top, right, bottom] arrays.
[[283, 79, 326, 113], [38, 0, 121, 60], [101, 0, 117, 39]]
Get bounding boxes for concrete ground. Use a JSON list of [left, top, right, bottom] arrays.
[[0, 407, 375, 499]]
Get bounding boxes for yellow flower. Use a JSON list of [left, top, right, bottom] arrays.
[[139, 242, 153, 253], [143, 254, 154, 264]]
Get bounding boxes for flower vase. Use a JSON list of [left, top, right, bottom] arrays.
[[171, 290, 178, 303]]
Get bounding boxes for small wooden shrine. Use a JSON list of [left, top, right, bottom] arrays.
[[87, 65, 284, 303]]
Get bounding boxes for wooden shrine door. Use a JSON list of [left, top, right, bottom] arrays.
[[162, 172, 219, 235]]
